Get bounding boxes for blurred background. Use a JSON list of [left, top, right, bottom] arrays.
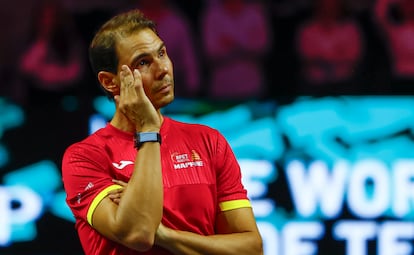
[[1, 0, 414, 254]]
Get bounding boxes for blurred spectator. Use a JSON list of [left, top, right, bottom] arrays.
[[375, 0, 414, 94], [295, 0, 364, 95], [15, 0, 88, 162], [174, 0, 205, 33], [200, 0, 271, 101], [266, 0, 309, 99], [346, 0, 392, 94], [19, 0, 84, 102], [0, 1, 40, 104], [270, 0, 312, 18], [127, 0, 202, 98]]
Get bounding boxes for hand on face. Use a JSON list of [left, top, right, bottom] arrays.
[[114, 65, 161, 132]]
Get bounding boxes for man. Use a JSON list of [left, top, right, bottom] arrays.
[[62, 9, 263, 255]]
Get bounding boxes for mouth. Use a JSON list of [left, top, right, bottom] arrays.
[[157, 83, 172, 94]]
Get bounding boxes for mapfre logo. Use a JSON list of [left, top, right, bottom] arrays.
[[171, 150, 204, 169]]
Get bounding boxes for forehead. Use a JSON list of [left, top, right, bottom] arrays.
[[115, 28, 163, 65]]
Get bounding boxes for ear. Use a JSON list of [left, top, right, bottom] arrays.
[[98, 71, 119, 96]]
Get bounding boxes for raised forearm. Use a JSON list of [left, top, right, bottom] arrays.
[[98, 65, 164, 251], [113, 142, 163, 248]]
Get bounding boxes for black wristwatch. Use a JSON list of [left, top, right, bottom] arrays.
[[134, 132, 162, 149]]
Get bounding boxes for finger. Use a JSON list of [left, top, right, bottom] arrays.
[[108, 192, 121, 198], [112, 179, 128, 187], [131, 68, 146, 96], [132, 69, 142, 86], [108, 188, 123, 197], [119, 65, 135, 96], [120, 65, 133, 85], [109, 197, 121, 205], [108, 190, 119, 196]]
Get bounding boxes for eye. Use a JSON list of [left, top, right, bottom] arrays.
[[139, 59, 149, 66]]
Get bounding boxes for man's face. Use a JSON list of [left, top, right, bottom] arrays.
[[115, 28, 175, 109]]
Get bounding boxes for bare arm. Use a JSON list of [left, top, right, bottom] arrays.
[[91, 65, 163, 252], [108, 181, 263, 255], [155, 207, 263, 255]]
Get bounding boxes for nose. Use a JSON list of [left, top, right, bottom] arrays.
[[155, 59, 169, 79]]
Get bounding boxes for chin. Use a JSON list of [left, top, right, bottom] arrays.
[[157, 94, 175, 109]]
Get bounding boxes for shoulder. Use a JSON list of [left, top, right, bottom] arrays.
[[61, 127, 116, 180], [63, 126, 111, 158], [167, 117, 220, 136], [165, 117, 230, 152]]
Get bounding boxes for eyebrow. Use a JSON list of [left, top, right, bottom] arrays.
[[131, 42, 166, 66]]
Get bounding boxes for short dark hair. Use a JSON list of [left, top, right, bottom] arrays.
[[88, 9, 157, 98]]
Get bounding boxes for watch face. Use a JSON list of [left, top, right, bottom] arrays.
[[134, 132, 161, 149], [139, 132, 159, 142]]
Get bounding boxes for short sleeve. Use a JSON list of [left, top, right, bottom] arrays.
[[61, 142, 117, 224], [214, 131, 251, 211]]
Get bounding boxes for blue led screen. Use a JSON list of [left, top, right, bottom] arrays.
[[1, 95, 414, 255]]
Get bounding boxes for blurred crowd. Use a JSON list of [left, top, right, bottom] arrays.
[[2, 0, 414, 107], [2, 1, 414, 254]]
